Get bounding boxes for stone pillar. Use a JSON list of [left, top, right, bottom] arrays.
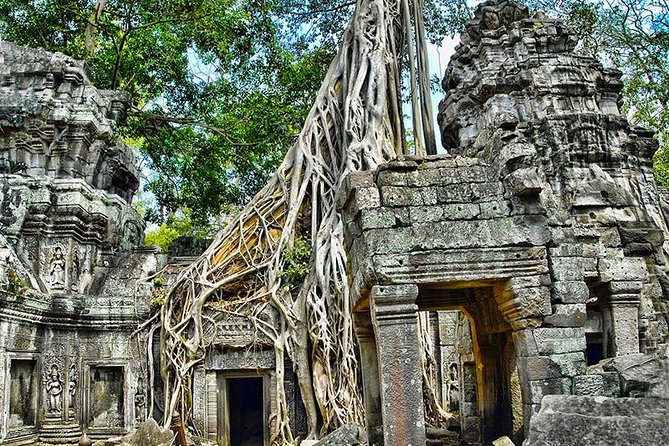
[[370, 284, 426, 446], [353, 311, 383, 446], [604, 281, 642, 356]]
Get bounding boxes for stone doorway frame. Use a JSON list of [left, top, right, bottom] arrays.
[[217, 370, 270, 446], [82, 361, 130, 436], [353, 276, 552, 446]]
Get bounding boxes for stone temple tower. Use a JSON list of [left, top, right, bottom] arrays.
[[339, 1, 669, 445], [0, 41, 163, 445]]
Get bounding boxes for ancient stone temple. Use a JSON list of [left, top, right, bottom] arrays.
[[1, 0, 669, 445], [0, 41, 162, 445], [339, 1, 669, 445]]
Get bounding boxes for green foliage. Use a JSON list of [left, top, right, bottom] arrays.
[[143, 214, 213, 253], [280, 237, 312, 286], [153, 276, 166, 287], [150, 288, 166, 311]]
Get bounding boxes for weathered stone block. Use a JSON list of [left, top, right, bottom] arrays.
[[408, 205, 443, 223], [525, 395, 669, 446], [441, 203, 481, 220], [539, 328, 587, 354], [601, 354, 669, 397], [548, 244, 583, 257], [572, 373, 620, 397], [544, 304, 587, 327], [522, 377, 572, 404], [359, 208, 397, 230], [313, 424, 366, 446], [598, 256, 648, 282], [379, 186, 413, 207], [532, 327, 586, 355], [607, 280, 643, 295], [498, 285, 552, 323], [549, 352, 587, 377], [436, 183, 473, 203], [519, 356, 562, 380], [347, 186, 381, 217], [518, 352, 585, 381], [492, 436, 516, 446], [505, 167, 543, 196], [549, 257, 584, 281], [406, 168, 457, 187], [479, 200, 510, 218], [551, 281, 589, 304], [376, 169, 408, 186]]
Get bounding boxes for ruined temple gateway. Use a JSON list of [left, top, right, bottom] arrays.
[[1, 1, 668, 446]]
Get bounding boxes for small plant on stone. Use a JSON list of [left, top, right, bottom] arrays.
[[6, 268, 25, 297], [153, 276, 167, 287], [150, 288, 167, 311], [280, 236, 312, 287]]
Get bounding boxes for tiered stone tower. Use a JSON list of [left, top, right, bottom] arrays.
[[0, 41, 162, 445]]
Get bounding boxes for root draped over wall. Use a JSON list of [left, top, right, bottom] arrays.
[[153, 0, 447, 443]]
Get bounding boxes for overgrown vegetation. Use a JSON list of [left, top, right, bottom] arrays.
[[0, 0, 459, 227], [5, 268, 25, 297], [279, 237, 312, 286]]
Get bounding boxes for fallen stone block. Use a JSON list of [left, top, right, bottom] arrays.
[[525, 395, 669, 445]]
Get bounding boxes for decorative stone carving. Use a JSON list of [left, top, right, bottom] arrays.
[[44, 365, 64, 415], [68, 363, 77, 414], [0, 38, 166, 446], [134, 377, 147, 427], [48, 246, 66, 290]]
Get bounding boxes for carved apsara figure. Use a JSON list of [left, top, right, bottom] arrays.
[[134, 377, 146, 425], [68, 363, 76, 411], [48, 246, 66, 289], [70, 249, 80, 291], [45, 365, 63, 414]]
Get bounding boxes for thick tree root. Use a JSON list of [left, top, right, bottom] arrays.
[[151, 0, 450, 443]]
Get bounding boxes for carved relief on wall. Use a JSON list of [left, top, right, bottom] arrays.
[[44, 364, 63, 415], [70, 249, 81, 292], [68, 362, 77, 420], [0, 247, 10, 288], [47, 246, 66, 291], [77, 246, 94, 295], [43, 343, 66, 419], [0, 185, 27, 235], [134, 377, 146, 427]]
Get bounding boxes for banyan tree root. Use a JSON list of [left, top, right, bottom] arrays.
[[152, 0, 449, 443]]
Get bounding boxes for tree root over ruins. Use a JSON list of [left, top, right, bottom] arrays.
[[152, 0, 450, 443]]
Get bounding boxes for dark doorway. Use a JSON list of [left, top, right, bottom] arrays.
[[227, 377, 265, 446]]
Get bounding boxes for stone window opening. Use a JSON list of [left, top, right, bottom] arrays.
[[585, 287, 606, 366]]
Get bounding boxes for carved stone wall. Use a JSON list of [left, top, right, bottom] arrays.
[[0, 41, 164, 445]]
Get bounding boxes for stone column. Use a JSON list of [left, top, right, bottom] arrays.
[[353, 311, 383, 446], [370, 284, 426, 446], [604, 281, 641, 356]]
